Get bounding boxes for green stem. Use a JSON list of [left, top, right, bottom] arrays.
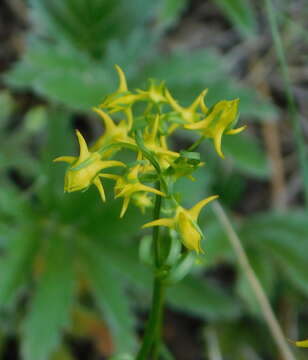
[[265, 0, 308, 208], [187, 135, 205, 152], [136, 184, 165, 360]]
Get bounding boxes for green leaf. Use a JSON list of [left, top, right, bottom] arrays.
[[21, 235, 75, 360], [79, 239, 137, 353], [29, 0, 158, 57], [240, 211, 308, 295], [223, 133, 270, 178], [157, 0, 188, 28], [0, 226, 39, 308], [163, 252, 196, 284], [167, 275, 240, 319], [38, 108, 74, 205], [213, 0, 257, 36], [5, 42, 111, 110]]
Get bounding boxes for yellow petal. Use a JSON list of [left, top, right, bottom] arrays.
[[189, 89, 208, 112], [75, 130, 90, 162], [115, 64, 128, 92], [294, 339, 308, 348], [53, 156, 76, 164], [213, 127, 224, 158], [99, 160, 125, 170], [184, 117, 210, 130], [115, 183, 164, 199], [120, 196, 130, 218], [289, 338, 308, 348], [168, 123, 179, 135], [99, 173, 119, 181], [200, 89, 209, 114], [93, 107, 116, 132], [149, 115, 160, 142], [189, 195, 219, 221], [165, 89, 182, 113], [142, 218, 174, 229], [93, 176, 106, 202], [178, 212, 203, 253], [226, 125, 247, 135], [125, 108, 133, 130], [135, 184, 165, 197]]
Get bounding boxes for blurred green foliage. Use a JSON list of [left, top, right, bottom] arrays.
[[0, 0, 307, 359]]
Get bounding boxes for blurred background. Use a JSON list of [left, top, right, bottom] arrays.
[[0, 0, 307, 359]]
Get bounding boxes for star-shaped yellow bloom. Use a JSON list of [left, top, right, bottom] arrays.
[[54, 130, 124, 202], [143, 195, 218, 253], [185, 99, 245, 158], [290, 339, 308, 348], [103, 164, 165, 218], [133, 193, 153, 214], [91, 108, 135, 155], [137, 80, 167, 104], [99, 65, 139, 129], [142, 115, 180, 170], [165, 88, 208, 133]]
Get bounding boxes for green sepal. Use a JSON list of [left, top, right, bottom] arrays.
[[139, 235, 154, 266], [226, 112, 240, 131], [164, 112, 187, 124], [165, 151, 201, 179], [162, 251, 196, 285], [179, 151, 200, 165], [164, 236, 181, 267]]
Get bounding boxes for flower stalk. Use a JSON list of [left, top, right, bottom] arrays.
[[136, 183, 165, 360]]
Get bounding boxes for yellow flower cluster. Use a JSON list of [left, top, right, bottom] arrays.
[[54, 65, 245, 253]]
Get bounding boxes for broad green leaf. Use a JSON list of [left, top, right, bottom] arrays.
[[223, 133, 270, 178], [21, 235, 75, 360], [101, 238, 152, 288], [29, 0, 158, 57], [0, 226, 39, 307], [5, 42, 110, 110], [213, 0, 257, 36], [167, 275, 240, 319], [38, 108, 74, 205], [0, 184, 33, 221], [240, 211, 308, 295], [157, 0, 188, 28], [79, 239, 137, 353]]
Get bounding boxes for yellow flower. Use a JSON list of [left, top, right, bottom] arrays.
[[291, 339, 308, 348], [91, 108, 135, 155], [54, 130, 124, 201], [99, 65, 139, 129], [103, 164, 165, 217], [137, 79, 167, 104], [165, 88, 208, 133], [133, 193, 153, 214], [185, 99, 245, 158], [142, 115, 180, 169], [143, 195, 218, 253]]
